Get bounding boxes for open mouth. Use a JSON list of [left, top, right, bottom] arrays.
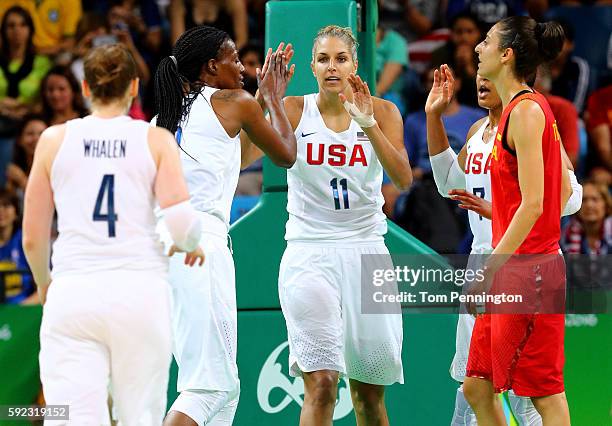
[[325, 76, 341, 82], [478, 86, 490, 96]]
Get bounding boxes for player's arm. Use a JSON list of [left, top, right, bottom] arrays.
[[488, 102, 545, 266], [240, 95, 301, 169], [370, 98, 413, 190], [148, 127, 202, 258], [22, 126, 64, 304]]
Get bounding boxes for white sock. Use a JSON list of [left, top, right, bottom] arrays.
[[451, 385, 477, 426], [508, 390, 542, 426]]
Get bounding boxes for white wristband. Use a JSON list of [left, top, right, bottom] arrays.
[[342, 100, 377, 128]]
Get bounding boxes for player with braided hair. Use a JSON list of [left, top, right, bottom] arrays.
[[153, 25, 296, 426]]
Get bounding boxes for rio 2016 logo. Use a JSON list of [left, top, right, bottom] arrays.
[[257, 341, 353, 420]]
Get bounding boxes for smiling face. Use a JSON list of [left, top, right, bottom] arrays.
[[212, 39, 245, 90], [476, 75, 501, 110], [579, 183, 608, 225], [19, 119, 46, 157], [44, 74, 75, 113], [474, 24, 506, 81], [311, 36, 357, 94]]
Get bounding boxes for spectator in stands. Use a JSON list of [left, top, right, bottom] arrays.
[[376, 26, 409, 115], [561, 180, 612, 255], [534, 64, 580, 167], [0, 0, 82, 59], [5, 114, 46, 196], [107, 0, 163, 57], [0, 6, 52, 115], [238, 43, 262, 96], [40, 66, 88, 125], [404, 67, 485, 180], [168, 0, 248, 48], [549, 20, 591, 113], [235, 43, 263, 196], [545, 1, 612, 87], [378, 0, 444, 43], [431, 11, 482, 108], [0, 188, 35, 304], [0, 6, 51, 188], [71, 12, 151, 88], [446, 0, 526, 30], [584, 84, 612, 174]]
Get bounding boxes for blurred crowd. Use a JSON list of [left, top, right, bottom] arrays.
[[0, 0, 610, 303]]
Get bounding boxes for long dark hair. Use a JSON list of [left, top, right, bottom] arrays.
[[0, 6, 34, 58], [40, 65, 89, 123], [154, 25, 230, 134], [0, 7, 36, 98], [497, 16, 564, 81]]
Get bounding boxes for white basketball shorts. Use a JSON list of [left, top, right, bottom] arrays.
[[39, 270, 172, 425], [278, 241, 403, 386]]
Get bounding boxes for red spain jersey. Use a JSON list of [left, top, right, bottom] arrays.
[[491, 91, 562, 254]]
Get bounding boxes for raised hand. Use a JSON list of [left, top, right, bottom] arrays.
[[339, 74, 377, 129], [425, 64, 454, 116], [257, 50, 292, 102], [258, 42, 295, 83], [339, 73, 374, 116]]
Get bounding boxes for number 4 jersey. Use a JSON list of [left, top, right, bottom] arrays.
[[50, 115, 167, 279], [286, 94, 387, 242]]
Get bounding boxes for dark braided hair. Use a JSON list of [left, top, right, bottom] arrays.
[[154, 25, 230, 134]]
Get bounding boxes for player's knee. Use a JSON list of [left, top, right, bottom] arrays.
[[531, 392, 566, 414], [462, 379, 492, 409], [305, 371, 338, 407], [350, 385, 385, 418]]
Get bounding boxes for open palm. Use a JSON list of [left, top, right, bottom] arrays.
[[425, 65, 454, 115], [340, 73, 373, 116]]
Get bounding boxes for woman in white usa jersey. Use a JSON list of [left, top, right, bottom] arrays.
[[278, 26, 412, 426], [425, 65, 582, 426], [22, 44, 204, 425], [153, 26, 296, 426]]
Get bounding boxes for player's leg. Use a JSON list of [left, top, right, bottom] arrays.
[[108, 272, 172, 425], [164, 232, 240, 425], [340, 243, 402, 426], [451, 384, 477, 426], [278, 243, 345, 426], [530, 393, 570, 426], [300, 370, 340, 426], [507, 390, 542, 426], [462, 377, 506, 426], [464, 314, 506, 426], [39, 277, 112, 425], [348, 379, 388, 426], [450, 312, 477, 426]]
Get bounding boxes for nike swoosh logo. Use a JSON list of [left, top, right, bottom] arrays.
[[301, 132, 316, 137]]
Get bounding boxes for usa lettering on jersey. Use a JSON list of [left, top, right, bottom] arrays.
[[464, 152, 492, 174], [306, 143, 368, 167]]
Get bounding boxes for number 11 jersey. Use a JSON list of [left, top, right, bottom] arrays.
[[50, 115, 167, 279], [285, 94, 386, 242]]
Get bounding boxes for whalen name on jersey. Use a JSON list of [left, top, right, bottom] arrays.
[[83, 139, 127, 158]]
